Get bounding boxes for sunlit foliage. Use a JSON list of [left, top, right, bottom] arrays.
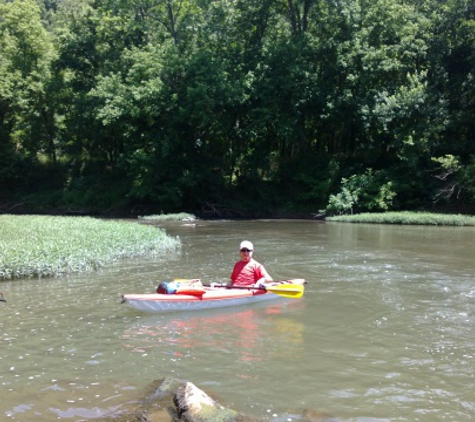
[[0, 0, 474, 214]]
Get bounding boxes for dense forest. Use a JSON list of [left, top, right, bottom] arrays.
[[0, 0, 474, 217]]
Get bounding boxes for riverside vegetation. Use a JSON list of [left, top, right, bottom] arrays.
[[327, 211, 475, 226], [0, 215, 180, 280], [1, 0, 475, 217]]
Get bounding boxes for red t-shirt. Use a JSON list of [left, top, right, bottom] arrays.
[[230, 259, 266, 286]]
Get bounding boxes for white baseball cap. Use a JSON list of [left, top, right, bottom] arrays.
[[240, 240, 254, 251]]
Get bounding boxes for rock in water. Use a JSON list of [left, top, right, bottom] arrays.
[[174, 382, 238, 422]]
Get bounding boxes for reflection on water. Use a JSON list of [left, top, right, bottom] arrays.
[[122, 301, 305, 363], [1, 220, 475, 421]]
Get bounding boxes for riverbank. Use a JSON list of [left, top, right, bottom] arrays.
[[0, 198, 319, 220]]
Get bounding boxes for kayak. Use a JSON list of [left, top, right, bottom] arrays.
[[121, 279, 306, 313]]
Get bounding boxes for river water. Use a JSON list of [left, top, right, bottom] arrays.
[[1, 219, 474, 421]]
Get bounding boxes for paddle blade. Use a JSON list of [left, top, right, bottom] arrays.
[[265, 284, 304, 299]]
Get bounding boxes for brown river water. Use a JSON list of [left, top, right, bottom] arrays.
[[0, 219, 474, 421]]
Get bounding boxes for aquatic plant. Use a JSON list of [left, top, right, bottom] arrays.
[[0, 215, 180, 280], [326, 211, 475, 226]]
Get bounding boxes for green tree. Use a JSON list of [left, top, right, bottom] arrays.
[[0, 0, 57, 194], [428, 0, 475, 206], [326, 169, 396, 215]]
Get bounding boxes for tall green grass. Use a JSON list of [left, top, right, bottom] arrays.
[[326, 211, 475, 226], [0, 215, 180, 280]]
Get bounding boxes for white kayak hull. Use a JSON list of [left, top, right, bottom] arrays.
[[122, 291, 276, 313], [121, 279, 305, 313]]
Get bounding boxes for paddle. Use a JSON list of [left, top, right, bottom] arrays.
[[174, 279, 305, 299], [215, 283, 304, 299]]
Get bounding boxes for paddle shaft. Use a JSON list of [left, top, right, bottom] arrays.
[[176, 278, 306, 285], [174, 278, 305, 299], [206, 284, 265, 291], [204, 282, 304, 299]]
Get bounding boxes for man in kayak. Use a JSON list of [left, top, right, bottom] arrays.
[[229, 240, 273, 287]]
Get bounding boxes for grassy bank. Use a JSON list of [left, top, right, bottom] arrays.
[[0, 215, 180, 280], [326, 211, 475, 226]]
